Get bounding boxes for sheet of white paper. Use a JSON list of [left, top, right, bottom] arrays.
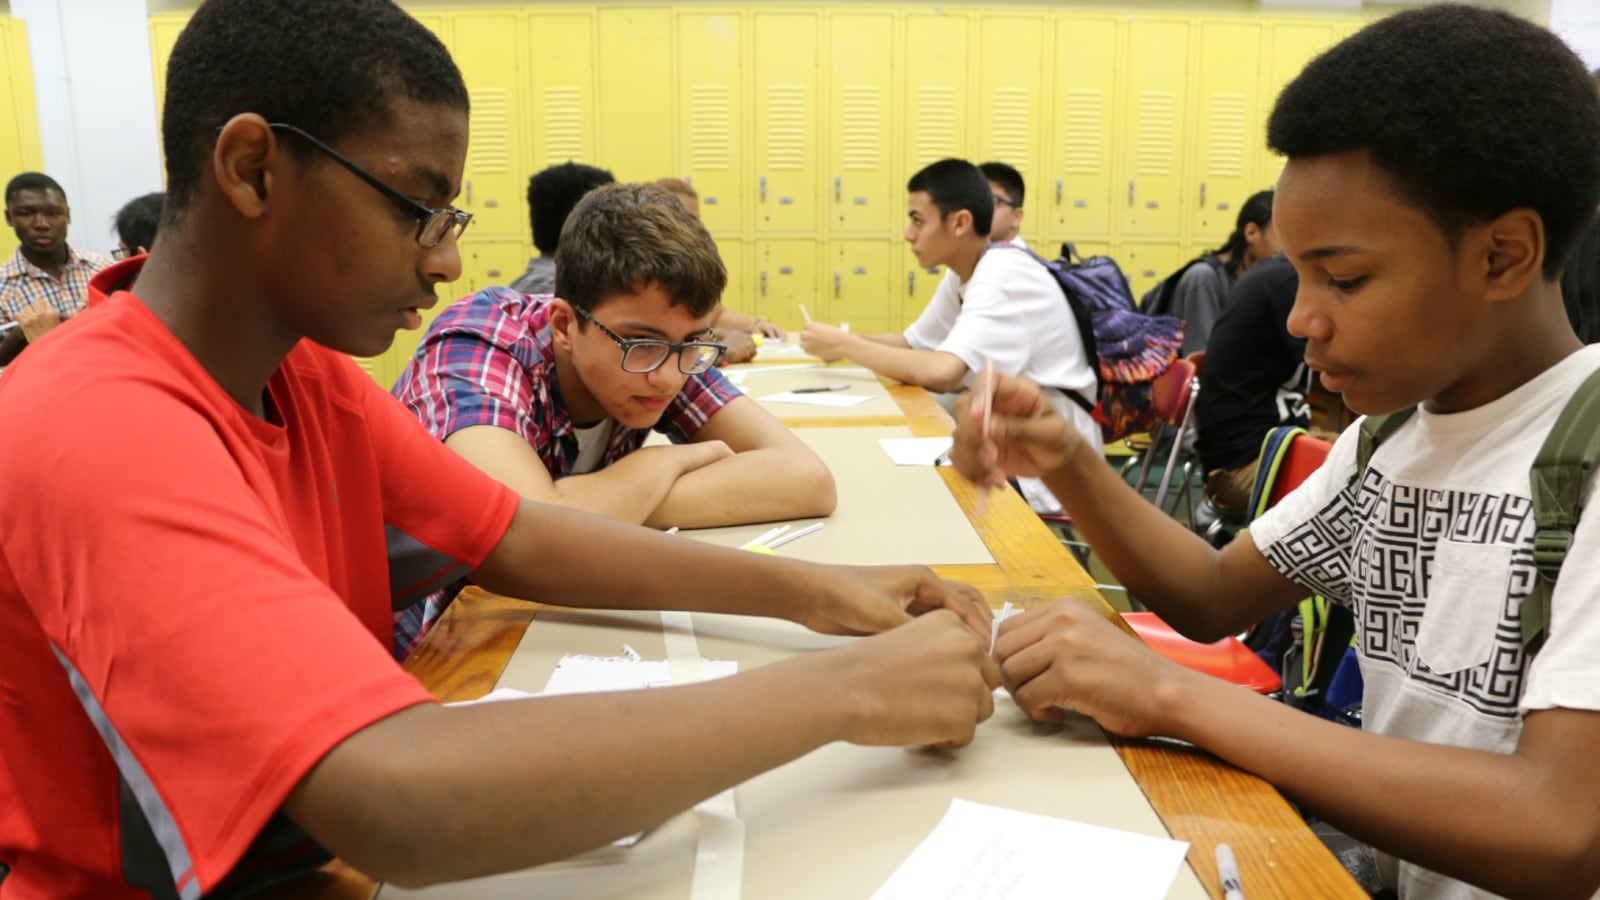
[[542, 654, 738, 695], [721, 369, 747, 385], [753, 341, 814, 359], [758, 391, 874, 407], [444, 686, 539, 706], [878, 436, 954, 466], [872, 798, 1189, 900]]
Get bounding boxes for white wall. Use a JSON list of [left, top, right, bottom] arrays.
[[1551, 0, 1600, 71], [10, 0, 162, 257]]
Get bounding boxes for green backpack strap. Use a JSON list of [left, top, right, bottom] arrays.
[[1525, 366, 1600, 656], [1357, 407, 1415, 479]]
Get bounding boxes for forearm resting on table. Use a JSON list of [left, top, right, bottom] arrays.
[[844, 338, 967, 394], [645, 445, 836, 530], [1165, 677, 1600, 898]]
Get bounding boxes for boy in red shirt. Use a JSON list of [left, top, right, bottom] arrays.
[[0, 1, 997, 895]]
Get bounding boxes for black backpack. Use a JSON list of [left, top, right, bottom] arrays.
[[1139, 253, 1229, 317]]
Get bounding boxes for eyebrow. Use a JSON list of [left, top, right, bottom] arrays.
[[612, 320, 715, 342], [406, 163, 456, 203], [1296, 245, 1369, 262]]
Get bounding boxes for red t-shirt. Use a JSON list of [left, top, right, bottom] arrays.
[[0, 293, 519, 897]]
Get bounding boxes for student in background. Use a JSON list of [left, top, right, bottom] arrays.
[[512, 161, 614, 295], [0, 2, 999, 895], [112, 191, 164, 259], [392, 181, 838, 657], [979, 160, 1026, 247], [953, 7, 1600, 897], [0, 172, 111, 359], [1144, 189, 1278, 355], [1192, 253, 1312, 512], [657, 176, 783, 349], [802, 158, 1100, 513]]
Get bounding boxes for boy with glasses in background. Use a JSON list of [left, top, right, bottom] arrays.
[[392, 181, 836, 657]]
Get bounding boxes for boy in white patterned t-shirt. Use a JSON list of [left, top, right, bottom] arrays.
[[949, 6, 1600, 898]]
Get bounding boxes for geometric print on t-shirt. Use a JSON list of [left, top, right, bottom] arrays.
[[1261, 465, 1532, 720]]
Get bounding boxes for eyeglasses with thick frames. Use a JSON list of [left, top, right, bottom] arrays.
[[573, 305, 727, 375], [992, 194, 1019, 209], [267, 122, 473, 248]]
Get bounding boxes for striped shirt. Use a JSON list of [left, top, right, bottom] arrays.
[[0, 245, 113, 324], [390, 286, 740, 657]]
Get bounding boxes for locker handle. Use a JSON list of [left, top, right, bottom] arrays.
[[1199, 182, 1207, 208], [760, 271, 767, 297], [834, 176, 842, 203], [1056, 179, 1063, 205], [466, 179, 473, 207], [908, 270, 916, 296], [1128, 180, 1135, 206], [834, 271, 841, 298], [759, 176, 767, 202]]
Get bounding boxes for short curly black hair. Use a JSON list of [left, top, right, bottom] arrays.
[[527, 162, 615, 255], [5, 172, 65, 208], [161, 0, 467, 217], [1268, 4, 1600, 279], [113, 192, 164, 253]]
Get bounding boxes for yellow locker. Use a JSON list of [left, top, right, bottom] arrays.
[[1190, 21, 1264, 243], [1118, 18, 1190, 240], [974, 14, 1045, 245], [1047, 15, 1118, 247], [900, 244, 944, 332], [715, 238, 750, 318], [752, 11, 819, 235], [677, 11, 744, 238], [527, 12, 597, 173], [825, 11, 894, 236], [449, 12, 525, 241], [1256, 21, 1342, 189], [0, 18, 42, 263], [457, 237, 529, 297], [753, 240, 818, 332], [597, 8, 673, 182], [148, 15, 188, 126], [903, 12, 970, 172], [826, 240, 895, 335], [1119, 241, 1184, 301], [352, 354, 387, 386]]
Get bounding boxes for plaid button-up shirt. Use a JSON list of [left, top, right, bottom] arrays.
[[389, 286, 741, 657], [0, 245, 112, 325]]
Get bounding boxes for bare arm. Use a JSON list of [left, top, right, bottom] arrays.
[[801, 322, 969, 394], [713, 307, 786, 340], [997, 600, 1600, 899], [645, 395, 837, 529], [951, 372, 1302, 639], [443, 424, 730, 526], [286, 609, 1000, 886]]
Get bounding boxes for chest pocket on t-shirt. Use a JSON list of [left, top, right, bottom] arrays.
[[1417, 539, 1512, 674]]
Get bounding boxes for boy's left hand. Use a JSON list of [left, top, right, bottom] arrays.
[[799, 322, 851, 362], [715, 328, 758, 365], [798, 565, 993, 639]]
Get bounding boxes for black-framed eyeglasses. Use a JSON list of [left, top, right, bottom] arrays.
[[992, 194, 1019, 209], [111, 247, 130, 260], [266, 122, 473, 248], [573, 305, 727, 375]]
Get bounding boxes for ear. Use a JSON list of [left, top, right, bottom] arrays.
[[211, 113, 280, 222], [548, 298, 577, 352], [949, 208, 973, 237], [1478, 207, 1544, 303]]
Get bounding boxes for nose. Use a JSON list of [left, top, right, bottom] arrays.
[[645, 360, 683, 389], [904, 224, 916, 244], [421, 229, 463, 286], [1285, 284, 1326, 342]]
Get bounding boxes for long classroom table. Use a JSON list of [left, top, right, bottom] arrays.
[[261, 378, 1363, 900]]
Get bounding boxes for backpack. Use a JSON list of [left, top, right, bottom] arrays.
[[1139, 253, 1229, 317], [1355, 366, 1600, 661], [998, 242, 1185, 442]]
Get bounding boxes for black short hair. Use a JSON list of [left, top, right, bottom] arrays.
[[1215, 189, 1274, 276], [526, 162, 615, 255], [1268, 4, 1600, 279], [5, 172, 65, 208], [161, 0, 468, 217], [908, 159, 992, 238], [979, 161, 1025, 207], [113, 192, 165, 253]]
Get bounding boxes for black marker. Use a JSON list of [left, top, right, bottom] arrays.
[[792, 384, 851, 394]]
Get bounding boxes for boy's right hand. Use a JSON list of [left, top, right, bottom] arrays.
[[662, 440, 735, 475], [829, 610, 1000, 748], [951, 372, 1084, 488]]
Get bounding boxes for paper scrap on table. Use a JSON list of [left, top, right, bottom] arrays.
[[542, 653, 738, 695], [872, 798, 1189, 900], [759, 390, 873, 407], [722, 369, 747, 385], [879, 436, 954, 466], [756, 341, 813, 359]]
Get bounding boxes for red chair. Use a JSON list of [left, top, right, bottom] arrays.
[[1122, 612, 1282, 693], [1128, 356, 1201, 518]]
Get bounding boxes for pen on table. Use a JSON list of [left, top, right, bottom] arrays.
[[740, 524, 792, 550], [1216, 842, 1245, 900], [798, 303, 812, 323], [792, 383, 850, 394], [763, 522, 824, 550]]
